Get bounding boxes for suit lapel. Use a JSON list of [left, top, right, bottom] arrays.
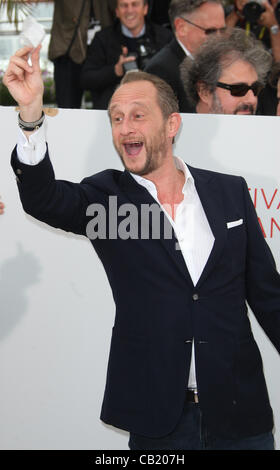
[[170, 38, 188, 63], [188, 165, 227, 288], [119, 166, 228, 287], [119, 171, 194, 284]]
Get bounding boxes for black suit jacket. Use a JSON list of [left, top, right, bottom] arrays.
[[11, 149, 280, 439], [144, 38, 195, 113]]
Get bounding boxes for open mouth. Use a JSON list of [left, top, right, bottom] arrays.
[[123, 141, 144, 156]]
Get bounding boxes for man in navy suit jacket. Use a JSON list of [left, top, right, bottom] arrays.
[[4, 45, 280, 450]]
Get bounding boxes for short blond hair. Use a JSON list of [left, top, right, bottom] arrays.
[[110, 71, 179, 120]]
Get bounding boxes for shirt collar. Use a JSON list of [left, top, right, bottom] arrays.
[[176, 38, 194, 59], [130, 156, 194, 196], [121, 23, 146, 38]]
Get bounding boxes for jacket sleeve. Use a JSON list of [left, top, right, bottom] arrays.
[[243, 177, 280, 353], [11, 145, 106, 237]]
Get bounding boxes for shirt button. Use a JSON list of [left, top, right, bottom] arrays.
[[192, 293, 199, 301]]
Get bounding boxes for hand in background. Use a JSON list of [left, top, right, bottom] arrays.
[[114, 46, 136, 77], [0, 198, 5, 215], [259, 1, 278, 28]]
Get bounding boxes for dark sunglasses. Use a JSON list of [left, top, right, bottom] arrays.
[[179, 16, 227, 35], [216, 81, 264, 97]]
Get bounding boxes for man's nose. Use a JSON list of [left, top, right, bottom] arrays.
[[216, 29, 224, 38], [245, 89, 258, 104], [125, 4, 134, 13], [120, 117, 135, 135]]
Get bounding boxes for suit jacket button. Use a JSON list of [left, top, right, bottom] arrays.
[[192, 293, 199, 301], [16, 169, 22, 175]]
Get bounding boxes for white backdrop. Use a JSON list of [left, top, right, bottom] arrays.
[[0, 106, 279, 450]]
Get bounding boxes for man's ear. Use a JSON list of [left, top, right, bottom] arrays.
[[143, 2, 149, 16], [167, 112, 181, 140], [197, 81, 212, 107], [173, 17, 188, 37]]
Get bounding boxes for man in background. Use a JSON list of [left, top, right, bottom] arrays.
[[48, 0, 116, 108], [181, 28, 272, 114], [81, 0, 172, 109], [144, 0, 226, 112]]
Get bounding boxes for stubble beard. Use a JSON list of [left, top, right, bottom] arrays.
[[210, 92, 255, 115], [114, 126, 168, 177], [210, 93, 224, 114]]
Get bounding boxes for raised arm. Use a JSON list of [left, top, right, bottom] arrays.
[[3, 45, 44, 137], [4, 46, 105, 237]]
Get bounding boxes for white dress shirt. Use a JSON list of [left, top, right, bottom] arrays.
[[17, 126, 215, 389], [176, 38, 194, 60], [131, 158, 214, 389], [17, 123, 46, 165], [121, 23, 146, 38]]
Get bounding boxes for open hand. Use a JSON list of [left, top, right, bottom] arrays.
[[3, 45, 44, 120]]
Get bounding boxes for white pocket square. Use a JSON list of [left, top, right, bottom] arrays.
[[227, 219, 243, 229]]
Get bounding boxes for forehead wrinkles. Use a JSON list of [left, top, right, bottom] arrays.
[[109, 83, 158, 113], [110, 100, 150, 113]]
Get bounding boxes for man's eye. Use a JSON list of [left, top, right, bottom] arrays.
[[135, 113, 144, 119], [113, 116, 122, 122]]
